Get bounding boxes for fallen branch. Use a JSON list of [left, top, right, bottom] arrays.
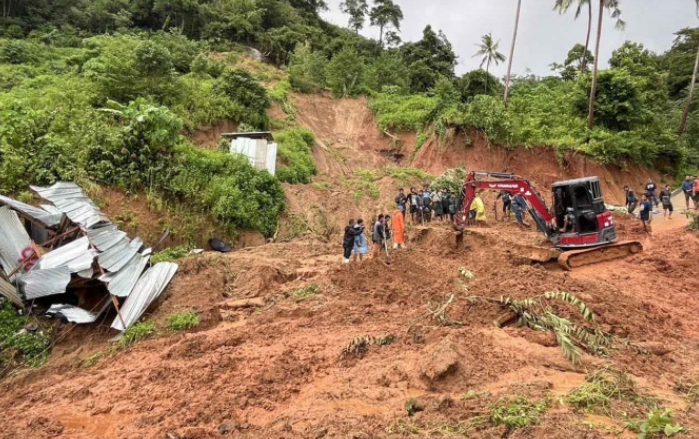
[[407, 294, 457, 333]]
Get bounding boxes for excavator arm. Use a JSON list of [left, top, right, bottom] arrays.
[[457, 171, 557, 239]]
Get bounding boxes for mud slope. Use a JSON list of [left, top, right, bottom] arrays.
[[3, 214, 699, 439]]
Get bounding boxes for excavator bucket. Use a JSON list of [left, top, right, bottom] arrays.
[[557, 240, 643, 270]]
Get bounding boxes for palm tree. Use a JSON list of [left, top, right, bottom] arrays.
[[555, 0, 592, 72], [503, 0, 522, 106], [369, 0, 404, 48], [588, 0, 624, 130], [474, 33, 506, 94], [679, 1, 699, 136]]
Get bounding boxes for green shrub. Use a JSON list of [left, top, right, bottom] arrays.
[[326, 47, 364, 97], [214, 67, 270, 128], [120, 321, 157, 347], [368, 92, 439, 131], [275, 127, 317, 184], [165, 311, 200, 331], [626, 409, 686, 438], [0, 302, 52, 370], [0, 39, 35, 64], [491, 396, 548, 430], [288, 43, 327, 93], [151, 246, 191, 264]]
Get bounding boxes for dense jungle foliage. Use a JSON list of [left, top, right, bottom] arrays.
[[0, 0, 698, 238]]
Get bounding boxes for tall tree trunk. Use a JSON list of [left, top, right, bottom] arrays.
[[588, 0, 604, 131], [379, 23, 384, 48], [485, 59, 490, 94], [503, 0, 522, 107], [581, 1, 592, 72], [679, 39, 699, 136]]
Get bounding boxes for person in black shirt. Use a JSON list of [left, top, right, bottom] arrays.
[[496, 191, 512, 219], [624, 185, 638, 215], [342, 219, 364, 263], [645, 178, 659, 208], [659, 184, 673, 219], [395, 188, 407, 217]]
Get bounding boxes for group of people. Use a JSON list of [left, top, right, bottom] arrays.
[[623, 176, 699, 231], [342, 211, 406, 263], [395, 185, 458, 225]]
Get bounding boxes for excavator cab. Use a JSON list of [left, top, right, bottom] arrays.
[[550, 177, 617, 248]]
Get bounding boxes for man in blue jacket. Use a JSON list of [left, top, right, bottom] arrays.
[[682, 176, 694, 210]]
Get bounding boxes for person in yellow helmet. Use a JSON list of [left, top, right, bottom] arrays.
[[469, 191, 487, 224]]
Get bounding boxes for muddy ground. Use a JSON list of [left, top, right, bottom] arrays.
[[2, 94, 698, 439]]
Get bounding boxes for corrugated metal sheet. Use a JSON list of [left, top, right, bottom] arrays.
[[100, 254, 150, 297], [31, 182, 111, 230], [87, 226, 128, 252], [18, 267, 72, 300], [111, 262, 178, 331], [0, 195, 63, 227], [34, 236, 95, 273], [46, 304, 100, 324], [230, 137, 277, 175], [0, 277, 23, 308], [98, 237, 144, 272], [0, 206, 33, 281]]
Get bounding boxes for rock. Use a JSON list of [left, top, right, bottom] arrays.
[[419, 338, 460, 382], [218, 420, 236, 435]]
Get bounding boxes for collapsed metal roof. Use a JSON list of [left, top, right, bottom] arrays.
[[0, 206, 33, 282], [0, 183, 180, 331], [111, 262, 178, 331], [31, 182, 111, 230]]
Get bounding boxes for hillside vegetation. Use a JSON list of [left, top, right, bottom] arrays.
[[0, 1, 697, 241]]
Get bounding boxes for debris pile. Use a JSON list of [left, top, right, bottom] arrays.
[[0, 182, 178, 331]]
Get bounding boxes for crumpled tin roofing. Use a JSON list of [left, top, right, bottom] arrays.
[[111, 262, 178, 331], [98, 237, 144, 272], [46, 304, 99, 324], [100, 254, 150, 298], [0, 277, 23, 308], [0, 195, 63, 227], [18, 267, 72, 300], [0, 206, 33, 281], [34, 236, 95, 273], [31, 182, 111, 230], [87, 225, 128, 252]]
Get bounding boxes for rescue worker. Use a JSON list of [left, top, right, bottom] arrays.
[[496, 190, 512, 219], [408, 187, 419, 222], [343, 219, 364, 263], [645, 178, 658, 208], [659, 184, 673, 219], [513, 193, 527, 229], [469, 191, 487, 225], [559, 207, 576, 233], [624, 185, 639, 216], [352, 219, 369, 262], [639, 194, 653, 232], [372, 215, 386, 258], [682, 176, 694, 210], [441, 189, 450, 222], [395, 188, 407, 217], [448, 193, 458, 223], [391, 209, 406, 249]]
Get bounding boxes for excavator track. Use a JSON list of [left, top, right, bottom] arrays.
[[558, 241, 643, 270]]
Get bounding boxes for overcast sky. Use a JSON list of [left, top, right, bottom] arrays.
[[321, 0, 698, 77]]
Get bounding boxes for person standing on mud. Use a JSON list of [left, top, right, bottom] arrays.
[[441, 189, 450, 222], [408, 187, 419, 222], [682, 176, 695, 210], [639, 194, 653, 232], [448, 193, 458, 223], [660, 185, 673, 219], [693, 176, 699, 211], [431, 189, 443, 221], [395, 188, 407, 217], [372, 215, 386, 258], [343, 219, 364, 263], [496, 190, 512, 219], [624, 186, 639, 216], [352, 219, 369, 262], [513, 193, 527, 229], [645, 178, 659, 208]]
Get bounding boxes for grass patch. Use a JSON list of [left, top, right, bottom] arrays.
[[567, 367, 658, 417], [151, 246, 191, 264], [0, 301, 52, 373], [625, 409, 687, 438], [490, 395, 549, 430], [294, 284, 320, 300], [165, 310, 201, 332], [120, 321, 157, 347]]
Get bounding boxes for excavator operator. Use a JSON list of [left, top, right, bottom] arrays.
[[559, 207, 576, 233]]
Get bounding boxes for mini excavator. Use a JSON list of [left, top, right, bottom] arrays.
[[455, 171, 643, 270]]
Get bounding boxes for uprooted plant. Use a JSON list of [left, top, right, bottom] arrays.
[[469, 291, 614, 365], [340, 334, 396, 360], [567, 367, 657, 416]]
